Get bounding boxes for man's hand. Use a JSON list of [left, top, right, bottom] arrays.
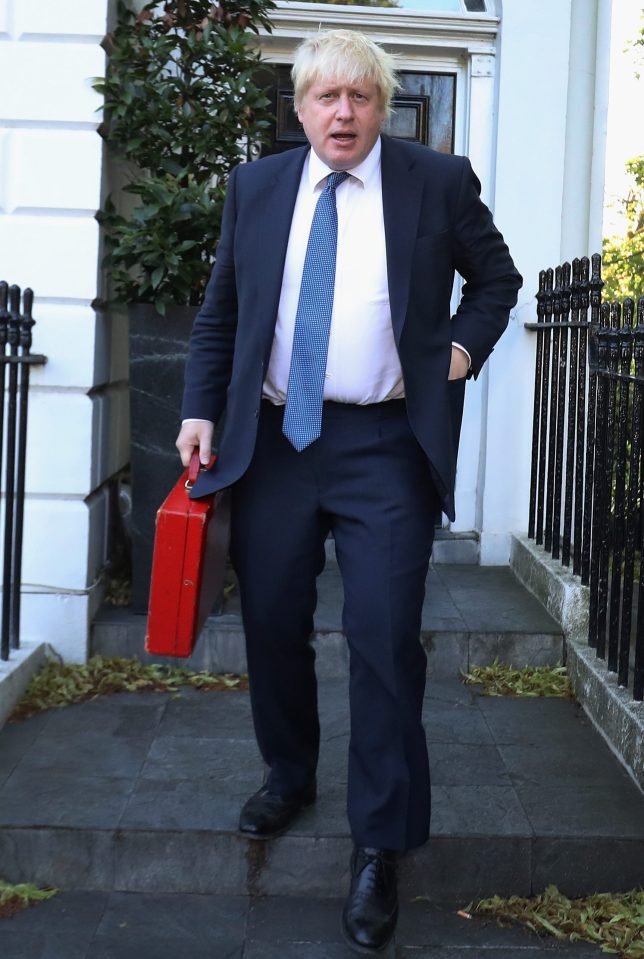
[[176, 419, 214, 467], [448, 344, 470, 381]]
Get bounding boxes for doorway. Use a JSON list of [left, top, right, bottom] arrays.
[[258, 66, 456, 157]]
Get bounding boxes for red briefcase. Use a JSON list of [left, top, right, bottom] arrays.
[[145, 450, 230, 658]]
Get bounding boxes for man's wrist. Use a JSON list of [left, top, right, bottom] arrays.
[[451, 342, 472, 369]]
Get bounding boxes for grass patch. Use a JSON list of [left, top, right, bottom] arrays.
[[469, 885, 644, 958], [461, 659, 573, 697], [0, 879, 57, 919], [10, 656, 248, 721]]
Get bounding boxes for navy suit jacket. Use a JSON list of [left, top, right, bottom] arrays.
[[181, 134, 522, 520]]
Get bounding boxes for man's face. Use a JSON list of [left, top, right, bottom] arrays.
[[296, 76, 385, 171]]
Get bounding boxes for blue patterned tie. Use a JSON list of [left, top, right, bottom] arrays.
[[282, 170, 349, 451]]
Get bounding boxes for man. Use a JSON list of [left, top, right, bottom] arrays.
[[177, 29, 522, 954]]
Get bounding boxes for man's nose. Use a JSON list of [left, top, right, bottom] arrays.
[[335, 94, 354, 118]]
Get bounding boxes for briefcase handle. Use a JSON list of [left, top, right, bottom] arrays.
[[185, 448, 215, 490]]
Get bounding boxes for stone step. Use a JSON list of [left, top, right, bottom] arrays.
[[1, 680, 643, 901], [427, 529, 480, 564], [92, 564, 564, 678], [0, 888, 604, 958]]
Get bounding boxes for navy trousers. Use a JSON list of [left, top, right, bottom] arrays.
[[229, 399, 438, 851]]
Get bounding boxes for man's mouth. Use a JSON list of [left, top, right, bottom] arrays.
[[331, 133, 357, 142]]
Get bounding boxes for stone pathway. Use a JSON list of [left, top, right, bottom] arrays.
[[1, 563, 643, 957]]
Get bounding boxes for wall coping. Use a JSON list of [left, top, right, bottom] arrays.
[[0, 641, 51, 730], [510, 533, 644, 794]]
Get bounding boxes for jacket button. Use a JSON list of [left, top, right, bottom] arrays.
[[254, 408, 259, 418]]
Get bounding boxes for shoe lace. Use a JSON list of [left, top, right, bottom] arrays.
[[356, 850, 390, 896]]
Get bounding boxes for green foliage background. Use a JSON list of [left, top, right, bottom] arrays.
[[94, 0, 275, 312], [602, 10, 643, 303], [603, 156, 644, 302]]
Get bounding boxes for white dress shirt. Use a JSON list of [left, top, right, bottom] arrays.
[[263, 138, 404, 405], [183, 137, 470, 426]]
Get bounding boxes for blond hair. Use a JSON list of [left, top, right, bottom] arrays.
[[292, 30, 399, 118]]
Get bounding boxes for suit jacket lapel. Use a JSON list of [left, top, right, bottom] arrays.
[[381, 135, 424, 345], [252, 147, 308, 353], [251, 138, 423, 352]]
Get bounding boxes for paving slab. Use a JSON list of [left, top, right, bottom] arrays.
[[0, 770, 135, 829], [0, 893, 605, 959], [476, 697, 595, 745], [423, 705, 496, 744], [430, 785, 531, 836], [41, 699, 167, 740], [89, 892, 248, 958], [428, 742, 512, 787]]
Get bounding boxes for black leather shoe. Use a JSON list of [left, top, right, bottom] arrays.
[[342, 846, 398, 954], [238, 780, 316, 839]]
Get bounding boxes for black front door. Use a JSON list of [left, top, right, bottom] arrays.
[[258, 66, 456, 158]]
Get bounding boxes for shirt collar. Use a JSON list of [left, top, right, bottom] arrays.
[[307, 136, 382, 191]]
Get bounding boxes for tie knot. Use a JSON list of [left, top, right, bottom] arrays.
[[325, 171, 349, 194]]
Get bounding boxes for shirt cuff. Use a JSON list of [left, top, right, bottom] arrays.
[[182, 418, 214, 426], [451, 342, 472, 369]]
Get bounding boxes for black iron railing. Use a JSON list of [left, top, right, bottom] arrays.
[[0, 283, 46, 661], [526, 254, 644, 700]]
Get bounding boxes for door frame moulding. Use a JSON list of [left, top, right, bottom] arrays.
[[261, 2, 499, 57]]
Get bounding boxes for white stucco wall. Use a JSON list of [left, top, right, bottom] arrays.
[[0, 0, 128, 660], [478, 0, 610, 563]]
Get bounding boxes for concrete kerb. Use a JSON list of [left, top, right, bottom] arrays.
[[510, 533, 644, 794], [510, 535, 588, 645], [0, 640, 51, 730]]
